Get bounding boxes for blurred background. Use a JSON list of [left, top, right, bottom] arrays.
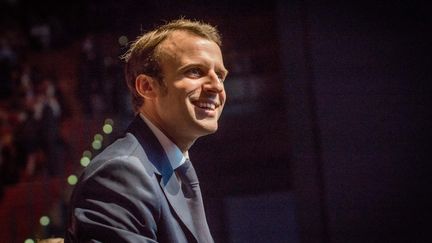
[[0, 0, 430, 242]]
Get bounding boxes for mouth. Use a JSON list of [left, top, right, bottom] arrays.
[[191, 100, 220, 111]]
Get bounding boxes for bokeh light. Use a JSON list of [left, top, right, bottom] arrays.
[[103, 124, 113, 134], [67, 174, 78, 185], [83, 150, 92, 159], [94, 133, 103, 142], [104, 118, 114, 125], [92, 140, 102, 150], [39, 216, 50, 226], [118, 35, 128, 46], [80, 156, 91, 167]]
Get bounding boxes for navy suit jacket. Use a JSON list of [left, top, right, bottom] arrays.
[[65, 116, 210, 242]]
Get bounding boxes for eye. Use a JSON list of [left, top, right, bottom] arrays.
[[185, 67, 203, 78], [217, 73, 226, 83]]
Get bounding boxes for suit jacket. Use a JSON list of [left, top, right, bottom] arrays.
[[65, 116, 212, 243]]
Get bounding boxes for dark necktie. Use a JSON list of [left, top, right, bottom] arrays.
[[176, 159, 214, 243]]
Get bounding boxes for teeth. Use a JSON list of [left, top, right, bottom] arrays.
[[196, 102, 216, 110]]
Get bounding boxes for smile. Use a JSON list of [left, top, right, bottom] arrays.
[[192, 100, 219, 111]]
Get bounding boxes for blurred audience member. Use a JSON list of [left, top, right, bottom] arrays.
[[77, 34, 104, 117], [30, 21, 52, 51], [102, 55, 131, 115], [33, 77, 64, 177], [0, 38, 17, 100], [0, 107, 20, 194]]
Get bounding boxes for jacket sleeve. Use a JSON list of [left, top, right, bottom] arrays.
[[65, 157, 161, 243]]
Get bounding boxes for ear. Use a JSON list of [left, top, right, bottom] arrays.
[[135, 74, 158, 99]]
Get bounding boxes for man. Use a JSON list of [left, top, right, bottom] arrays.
[[65, 18, 228, 242]]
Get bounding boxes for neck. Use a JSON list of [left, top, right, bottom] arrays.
[[174, 137, 196, 155], [139, 109, 195, 155]]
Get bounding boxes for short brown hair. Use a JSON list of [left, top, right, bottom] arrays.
[[121, 18, 222, 112]]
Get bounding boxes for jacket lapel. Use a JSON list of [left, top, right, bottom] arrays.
[[126, 115, 198, 241], [160, 172, 198, 240]]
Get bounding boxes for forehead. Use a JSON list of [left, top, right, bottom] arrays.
[[157, 31, 223, 64]]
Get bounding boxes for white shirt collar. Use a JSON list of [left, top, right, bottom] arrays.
[[139, 113, 187, 170]]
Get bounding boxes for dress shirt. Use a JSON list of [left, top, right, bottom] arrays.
[[139, 113, 187, 171]]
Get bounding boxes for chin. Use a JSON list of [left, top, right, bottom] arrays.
[[196, 121, 218, 136]]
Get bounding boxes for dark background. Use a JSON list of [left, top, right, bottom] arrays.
[[0, 0, 430, 242]]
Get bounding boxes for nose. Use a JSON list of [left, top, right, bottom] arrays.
[[203, 71, 224, 93]]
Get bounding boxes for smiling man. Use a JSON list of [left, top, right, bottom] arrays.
[[65, 18, 228, 243]]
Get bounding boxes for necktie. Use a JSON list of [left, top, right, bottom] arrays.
[[176, 159, 214, 243]]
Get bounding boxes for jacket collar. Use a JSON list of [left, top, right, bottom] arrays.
[[126, 115, 199, 241], [126, 115, 174, 184]]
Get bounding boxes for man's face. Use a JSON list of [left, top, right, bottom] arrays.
[[153, 31, 228, 144]]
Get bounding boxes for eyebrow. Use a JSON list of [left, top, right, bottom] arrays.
[[178, 62, 227, 75], [177, 63, 202, 73]]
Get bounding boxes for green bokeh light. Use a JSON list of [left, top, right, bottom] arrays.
[[92, 140, 102, 150], [94, 133, 103, 142], [40, 216, 50, 226], [103, 124, 113, 134], [104, 118, 114, 125], [67, 174, 78, 185], [80, 157, 90, 167], [82, 150, 92, 159], [24, 239, 35, 243]]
